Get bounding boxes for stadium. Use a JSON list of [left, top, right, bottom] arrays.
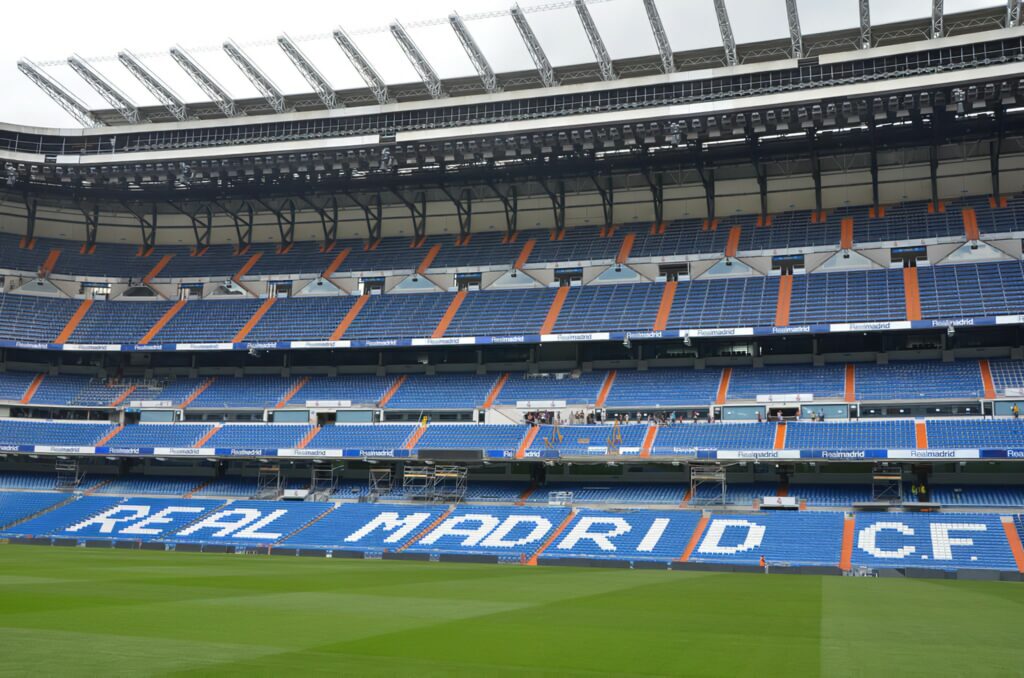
[[1, 0, 1024, 673]]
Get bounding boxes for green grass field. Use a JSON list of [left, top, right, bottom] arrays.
[[0, 545, 1021, 677]]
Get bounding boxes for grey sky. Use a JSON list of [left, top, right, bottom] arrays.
[[0, 0, 1004, 128]]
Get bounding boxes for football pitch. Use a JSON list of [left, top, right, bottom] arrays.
[[0, 545, 1021, 677]]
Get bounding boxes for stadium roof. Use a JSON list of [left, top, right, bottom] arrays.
[[18, 0, 1014, 126]]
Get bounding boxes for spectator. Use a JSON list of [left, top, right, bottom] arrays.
[[1013, 403, 1020, 420]]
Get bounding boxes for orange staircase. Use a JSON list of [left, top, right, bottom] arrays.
[[138, 299, 186, 345], [232, 298, 276, 342], [640, 424, 658, 458], [724, 226, 742, 257], [962, 207, 980, 241], [184, 478, 213, 499], [840, 217, 854, 249], [330, 295, 369, 340], [416, 243, 442, 274], [915, 421, 928, 449], [515, 426, 540, 459], [595, 370, 616, 407], [403, 424, 428, 450], [902, 267, 922, 321], [275, 376, 309, 409], [652, 280, 677, 331], [482, 373, 510, 409], [40, 249, 61, 275], [616, 233, 635, 264], [516, 484, 537, 506], [322, 247, 351, 277], [514, 238, 536, 269], [679, 514, 710, 562], [432, 290, 467, 338], [1000, 517, 1024, 573], [143, 254, 174, 284], [980, 359, 997, 399], [297, 426, 321, 449], [21, 374, 44, 404], [773, 422, 787, 450], [397, 505, 454, 552], [774, 274, 792, 327], [54, 299, 94, 344], [232, 252, 262, 281], [539, 286, 570, 334], [110, 385, 137, 407], [715, 367, 732, 405], [526, 510, 577, 565], [95, 425, 124, 447], [193, 424, 221, 448], [844, 364, 856, 403], [839, 515, 856, 571], [378, 375, 407, 407], [179, 378, 215, 409]]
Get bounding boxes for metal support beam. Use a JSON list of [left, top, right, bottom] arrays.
[[1009, 0, 1021, 27], [259, 198, 297, 248], [929, 144, 940, 207], [713, 0, 738, 67], [449, 13, 498, 94], [118, 50, 188, 121], [67, 54, 142, 124], [123, 203, 158, 250], [808, 132, 823, 213], [749, 137, 768, 219], [278, 34, 337, 109], [347, 192, 384, 243], [487, 182, 518, 237], [641, 170, 664, 226], [591, 172, 614, 226], [334, 26, 389, 105], [859, 0, 872, 49], [390, 189, 428, 242], [931, 0, 944, 39], [869, 141, 880, 212], [299, 196, 339, 247], [642, 0, 674, 74], [510, 4, 557, 88], [169, 46, 240, 118], [390, 21, 445, 99], [991, 108, 1005, 200], [79, 203, 100, 249], [223, 40, 286, 114], [216, 201, 254, 251], [22, 195, 37, 245], [785, 0, 803, 59], [538, 178, 566, 232], [440, 186, 473, 238], [169, 202, 213, 250], [17, 59, 102, 128], [695, 154, 715, 221], [574, 0, 616, 81]]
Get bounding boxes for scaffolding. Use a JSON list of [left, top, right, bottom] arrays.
[[368, 468, 392, 501], [55, 458, 82, 491], [254, 465, 283, 499], [402, 464, 467, 502], [872, 463, 904, 503], [606, 419, 623, 455], [689, 463, 728, 506], [309, 463, 342, 502]]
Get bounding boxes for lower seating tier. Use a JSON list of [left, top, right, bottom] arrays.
[[1, 495, 1020, 571]]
